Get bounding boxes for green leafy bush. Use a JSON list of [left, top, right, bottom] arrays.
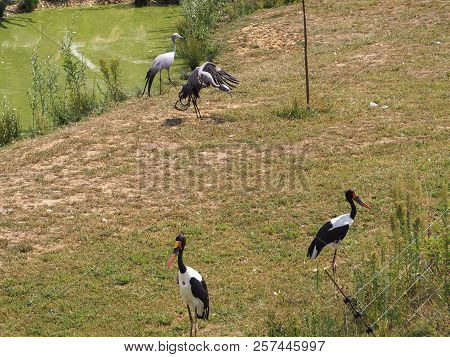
[[99, 59, 128, 103], [177, 0, 226, 69], [18, 0, 38, 13], [223, 0, 299, 20], [0, 0, 9, 19], [176, 34, 207, 71], [0, 96, 21, 147], [223, 0, 261, 20], [28, 32, 103, 130]]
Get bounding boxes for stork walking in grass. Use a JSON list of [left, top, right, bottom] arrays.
[[174, 62, 239, 118], [307, 189, 371, 275], [142, 33, 183, 97], [168, 233, 209, 337]]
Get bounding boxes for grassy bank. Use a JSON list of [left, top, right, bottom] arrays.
[[0, 1, 448, 336]]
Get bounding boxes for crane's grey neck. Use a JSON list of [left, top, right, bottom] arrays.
[[171, 38, 177, 53]]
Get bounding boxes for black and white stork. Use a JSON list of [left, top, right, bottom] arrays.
[[174, 62, 239, 119], [307, 189, 371, 274], [168, 233, 209, 337]]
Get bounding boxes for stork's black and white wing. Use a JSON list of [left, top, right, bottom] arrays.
[[307, 221, 350, 259], [200, 62, 239, 90], [190, 277, 209, 320]]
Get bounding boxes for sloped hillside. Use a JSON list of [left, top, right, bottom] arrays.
[[0, 1, 447, 336]]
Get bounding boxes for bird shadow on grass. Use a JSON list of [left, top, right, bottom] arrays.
[[163, 117, 184, 127]]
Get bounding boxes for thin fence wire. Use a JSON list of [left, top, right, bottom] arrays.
[[360, 254, 422, 312], [354, 208, 448, 297], [369, 262, 434, 329], [403, 295, 433, 329], [401, 281, 445, 333], [360, 228, 445, 312]]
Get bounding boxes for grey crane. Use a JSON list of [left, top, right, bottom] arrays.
[[142, 33, 183, 97], [174, 62, 239, 119]]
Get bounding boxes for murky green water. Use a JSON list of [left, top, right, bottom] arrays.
[[0, 4, 181, 129]]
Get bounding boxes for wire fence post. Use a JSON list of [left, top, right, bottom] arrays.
[[324, 269, 376, 336], [301, 0, 310, 108]]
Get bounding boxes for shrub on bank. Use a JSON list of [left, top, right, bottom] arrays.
[[99, 59, 128, 103], [0, 0, 8, 19], [223, 0, 299, 20], [28, 32, 101, 129], [176, 0, 225, 69], [18, 0, 38, 13], [0, 96, 21, 147], [27, 32, 129, 133]]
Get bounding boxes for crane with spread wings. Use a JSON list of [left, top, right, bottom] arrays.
[[174, 62, 239, 118]]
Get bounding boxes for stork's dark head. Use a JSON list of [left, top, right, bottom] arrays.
[[345, 189, 371, 208], [167, 233, 186, 268]]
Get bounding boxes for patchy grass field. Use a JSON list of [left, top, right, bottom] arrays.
[[0, 1, 448, 336]]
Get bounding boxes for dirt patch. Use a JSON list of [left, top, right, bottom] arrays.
[[229, 7, 302, 57]]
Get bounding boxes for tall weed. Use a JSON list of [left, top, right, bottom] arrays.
[[28, 32, 104, 129], [99, 59, 128, 103], [0, 96, 21, 146]]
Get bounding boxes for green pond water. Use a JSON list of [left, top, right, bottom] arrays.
[[0, 4, 181, 129]]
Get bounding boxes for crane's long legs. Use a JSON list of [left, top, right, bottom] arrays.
[[194, 104, 200, 119], [192, 98, 198, 118], [168, 69, 176, 86], [187, 305, 193, 337], [159, 71, 162, 95], [193, 99, 202, 119]]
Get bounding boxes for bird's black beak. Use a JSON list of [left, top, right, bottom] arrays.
[[354, 195, 371, 209], [168, 242, 182, 268]]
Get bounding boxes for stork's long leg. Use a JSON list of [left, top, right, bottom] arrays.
[[168, 69, 176, 86], [332, 249, 337, 277], [159, 71, 162, 95], [187, 305, 193, 337], [194, 308, 198, 337]]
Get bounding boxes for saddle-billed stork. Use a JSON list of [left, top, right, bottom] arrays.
[[168, 233, 209, 337], [307, 189, 371, 274]]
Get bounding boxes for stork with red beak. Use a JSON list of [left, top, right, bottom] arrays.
[[168, 233, 209, 337], [307, 189, 371, 274]]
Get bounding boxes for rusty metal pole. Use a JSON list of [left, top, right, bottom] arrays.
[[302, 0, 310, 108]]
